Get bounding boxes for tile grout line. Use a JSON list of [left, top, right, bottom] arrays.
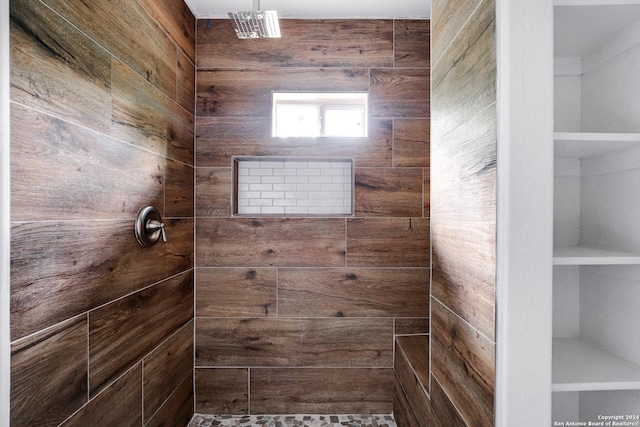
[[247, 367, 251, 415]]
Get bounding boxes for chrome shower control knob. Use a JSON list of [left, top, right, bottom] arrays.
[[134, 206, 168, 247], [145, 220, 167, 243]]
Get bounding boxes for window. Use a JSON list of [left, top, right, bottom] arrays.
[[272, 92, 368, 138]]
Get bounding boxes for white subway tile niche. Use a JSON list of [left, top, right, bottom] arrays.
[[232, 156, 354, 217]]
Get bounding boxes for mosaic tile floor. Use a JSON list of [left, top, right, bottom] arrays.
[[188, 414, 397, 427]]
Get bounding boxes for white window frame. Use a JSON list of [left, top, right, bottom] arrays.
[[272, 92, 368, 138]]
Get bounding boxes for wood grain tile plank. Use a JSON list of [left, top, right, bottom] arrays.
[[355, 168, 423, 217], [431, 105, 496, 223], [111, 59, 194, 165], [196, 168, 232, 217], [431, 0, 496, 139], [9, 0, 111, 133], [431, 298, 494, 426], [430, 2, 496, 424], [278, 268, 429, 318], [195, 368, 249, 415], [10, 105, 164, 222], [396, 335, 430, 389], [370, 69, 430, 118], [42, 0, 177, 97], [197, 19, 393, 69], [143, 321, 194, 422], [166, 159, 194, 218], [393, 375, 421, 427], [428, 375, 468, 427], [394, 340, 429, 427], [10, 219, 194, 339], [10, 316, 88, 427], [196, 268, 277, 317], [432, 220, 496, 340], [424, 168, 430, 219], [251, 368, 393, 414], [89, 271, 194, 396], [347, 218, 429, 267], [394, 20, 430, 68], [145, 372, 194, 427], [196, 117, 392, 168], [138, 0, 196, 63], [394, 118, 430, 168], [431, 0, 483, 66], [195, 318, 393, 367], [177, 48, 196, 113], [60, 363, 142, 427], [395, 318, 430, 336], [394, 363, 467, 426], [196, 68, 369, 117], [197, 218, 345, 267]]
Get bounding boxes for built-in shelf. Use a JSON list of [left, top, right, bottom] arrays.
[[553, 245, 640, 265], [554, 132, 640, 159], [553, 338, 640, 392], [551, 0, 640, 417]]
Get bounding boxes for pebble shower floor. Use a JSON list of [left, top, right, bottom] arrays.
[[188, 414, 397, 427]]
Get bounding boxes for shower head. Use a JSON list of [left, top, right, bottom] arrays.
[[228, 0, 281, 39]]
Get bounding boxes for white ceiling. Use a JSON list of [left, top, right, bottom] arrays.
[[184, 0, 431, 19], [554, 4, 640, 57]]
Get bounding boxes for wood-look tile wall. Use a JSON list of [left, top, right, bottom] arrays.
[[9, 0, 195, 426], [396, 0, 497, 425], [195, 19, 430, 414]]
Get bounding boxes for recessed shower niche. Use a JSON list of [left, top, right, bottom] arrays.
[[231, 156, 354, 217]]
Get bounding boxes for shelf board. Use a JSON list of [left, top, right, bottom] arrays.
[[553, 245, 640, 265], [553, 338, 640, 392], [554, 132, 640, 159]]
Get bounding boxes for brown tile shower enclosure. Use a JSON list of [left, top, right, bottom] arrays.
[[194, 18, 430, 414], [9, 0, 497, 425]]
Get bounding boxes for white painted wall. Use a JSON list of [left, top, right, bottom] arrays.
[[552, 391, 579, 422], [554, 56, 582, 132], [495, 0, 554, 424], [553, 266, 580, 338], [579, 390, 640, 421], [580, 265, 640, 365], [1, 0, 11, 424], [581, 151, 640, 251], [553, 167, 581, 247], [184, 0, 430, 19], [582, 28, 640, 132], [554, 75, 582, 131]]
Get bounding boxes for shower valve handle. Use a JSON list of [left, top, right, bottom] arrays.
[[134, 205, 168, 247], [146, 220, 167, 243]]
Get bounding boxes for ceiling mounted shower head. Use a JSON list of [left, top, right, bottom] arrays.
[[228, 0, 281, 39]]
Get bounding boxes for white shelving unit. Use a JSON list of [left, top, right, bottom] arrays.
[[552, 1, 640, 422], [553, 338, 640, 392], [553, 129, 640, 400]]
